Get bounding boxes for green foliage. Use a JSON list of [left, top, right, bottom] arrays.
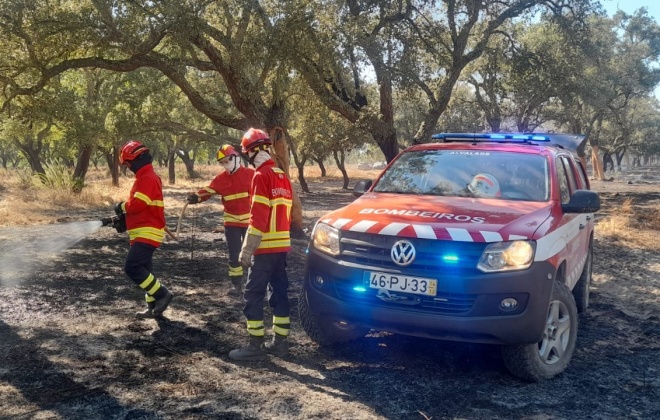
[[36, 160, 84, 193]]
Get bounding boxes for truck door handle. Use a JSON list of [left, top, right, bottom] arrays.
[[579, 224, 586, 230], [586, 216, 592, 221]]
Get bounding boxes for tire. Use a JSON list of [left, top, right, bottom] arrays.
[[573, 238, 593, 313], [298, 289, 369, 346], [501, 281, 578, 382]]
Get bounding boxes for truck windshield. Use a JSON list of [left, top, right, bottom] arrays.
[[372, 149, 549, 201]]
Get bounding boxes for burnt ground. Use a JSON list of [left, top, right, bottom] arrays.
[[0, 173, 659, 419]]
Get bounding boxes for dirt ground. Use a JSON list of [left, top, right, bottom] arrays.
[[0, 168, 659, 420]]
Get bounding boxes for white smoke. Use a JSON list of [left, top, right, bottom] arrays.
[[0, 220, 103, 285]]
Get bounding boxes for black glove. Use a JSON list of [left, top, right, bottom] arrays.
[[187, 193, 200, 204], [114, 202, 125, 215], [113, 213, 127, 233]]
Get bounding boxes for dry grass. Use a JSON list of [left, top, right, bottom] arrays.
[[596, 198, 660, 250], [0, 163, 377, 227]]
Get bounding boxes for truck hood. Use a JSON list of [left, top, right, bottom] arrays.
[[319, 192, 552, 242]]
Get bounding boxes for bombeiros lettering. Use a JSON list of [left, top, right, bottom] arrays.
[[359, 208, 485, 223]]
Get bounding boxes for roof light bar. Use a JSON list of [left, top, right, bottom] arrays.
[[431, 133, 551, 142]]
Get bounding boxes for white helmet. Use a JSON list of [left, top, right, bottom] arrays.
[[468, 173, 501, 198]]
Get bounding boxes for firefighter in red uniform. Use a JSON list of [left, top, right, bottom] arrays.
[[186, 144, 255, 296], [115, 141, 173, 319], [229, 128, 293, 361]]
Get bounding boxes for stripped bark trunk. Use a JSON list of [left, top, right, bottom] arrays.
[[269, 126, 304, 236]]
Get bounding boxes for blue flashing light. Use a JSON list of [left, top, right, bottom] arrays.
[[432, 132, 552, 143], [442, 254, 459, 263], [353, 286, 367, 293]]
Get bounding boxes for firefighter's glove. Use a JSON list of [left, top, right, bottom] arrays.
[[239, 233, 262, 268], [114, 202, 125, 215], [113, 213, 127, 233], [186, 193, 200, 204]]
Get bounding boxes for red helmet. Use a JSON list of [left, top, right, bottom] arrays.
[[241, 128, 271, 153], [216, 144, 239, 161], [119, 141, 149, 164]]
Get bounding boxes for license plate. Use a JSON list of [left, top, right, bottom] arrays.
[[365, 271, 437, 296]]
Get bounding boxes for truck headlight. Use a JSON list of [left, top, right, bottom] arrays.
[[312, 222, 340, 256], [477, 241, 535, 272]]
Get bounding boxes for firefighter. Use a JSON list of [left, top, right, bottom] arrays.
[[229, 128, 293, 361], [115, 141, 173, 319], [186, 144, 255, 296]]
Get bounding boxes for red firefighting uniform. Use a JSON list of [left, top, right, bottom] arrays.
[[196, 165, 255, 277], [243, 159, 293, 338], [121, 163, 169, 305]]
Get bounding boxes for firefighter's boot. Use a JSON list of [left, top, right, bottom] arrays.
[[227, 277, 243, 298], [153, 290, 173, 317], [262, 334, 289, 358], [228, 337, 267, 361], [135, 302, 155, 319]]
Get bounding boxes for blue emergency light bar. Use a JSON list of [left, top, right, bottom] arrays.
[[431, 133, 551, 142]]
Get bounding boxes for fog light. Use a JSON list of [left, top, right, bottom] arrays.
[[500, 298, 518, 311], [314, 275, 325, 287]]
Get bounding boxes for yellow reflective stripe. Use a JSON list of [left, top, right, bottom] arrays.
[[273, 316, 290, 325], [247, 320, 265, 337], [134, 192, 164, 207], [128, 227, 165, 242], [224, 192, 249, 201], [202, 187, 217, 195], [247, 320, 264, 328], [228, 266, 243, 276], [147, 280, 161, 295], [224, 212, 250, 223], [139, 274, 155, 289], [273, 325, 289, 336], [263, 231, 290, 240], [259, 239, 291, 249], [270, 198, 293, 206], [253, 195, 270, 206], [247, 226, 264, 236], [273, 168, 285, 174], [145, 294, 156, 303]]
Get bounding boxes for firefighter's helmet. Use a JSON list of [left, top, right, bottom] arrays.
[[241, 128, 271, 153], [119, 141, 149, 165], [216, 144, 239, 161], [467, 173, 501, 198]]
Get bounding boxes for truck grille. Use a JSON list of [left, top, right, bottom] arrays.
[[339, 231, 486, 272]]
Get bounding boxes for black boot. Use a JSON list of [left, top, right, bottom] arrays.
[[229, 336, 267, 361], [153, 290, 173, 316], [135, 302, 155, 319], [262, 334, 289, 357], [227, 277, 243, 298]]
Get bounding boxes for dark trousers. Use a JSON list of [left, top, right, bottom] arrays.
[[124, 242, 168, 301], [225, 225, 247, 269], [243, 252, 290, 321]]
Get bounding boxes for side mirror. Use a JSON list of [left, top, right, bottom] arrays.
[[353, 179, 373, 197], [562, 190, 600, 213]]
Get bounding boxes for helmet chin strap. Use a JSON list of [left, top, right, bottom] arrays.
[[248, 150, 270, 168], [222, 156, 242, 174]]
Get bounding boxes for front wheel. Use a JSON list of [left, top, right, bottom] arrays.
[[298, 289, 369, 346], [501, 281, 578, 382]]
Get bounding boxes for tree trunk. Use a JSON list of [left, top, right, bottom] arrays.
[[15, 138, 45, 175], [167, 149, 177, 185], [591, 145, 605, 181], [333, 150, 350, 190], [72, 145, 93, 192], [178, 149, 197, 178], [314, 158, 327, 177], [297, 161, 310, 193], [105, 147, 120, 186], [269, 126, 304, 236]]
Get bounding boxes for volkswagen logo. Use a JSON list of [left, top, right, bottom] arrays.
[[391, 240, 416, 267]]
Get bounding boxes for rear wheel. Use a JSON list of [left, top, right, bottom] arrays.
[[501, 281, 578, 382], [298, 289, 369, 346], [573, 238, 593, 313]]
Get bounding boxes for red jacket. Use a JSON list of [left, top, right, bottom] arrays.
[[248, 159, 292, 254], [196, 165, 254, 227], [123, 164, 165, 247]]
